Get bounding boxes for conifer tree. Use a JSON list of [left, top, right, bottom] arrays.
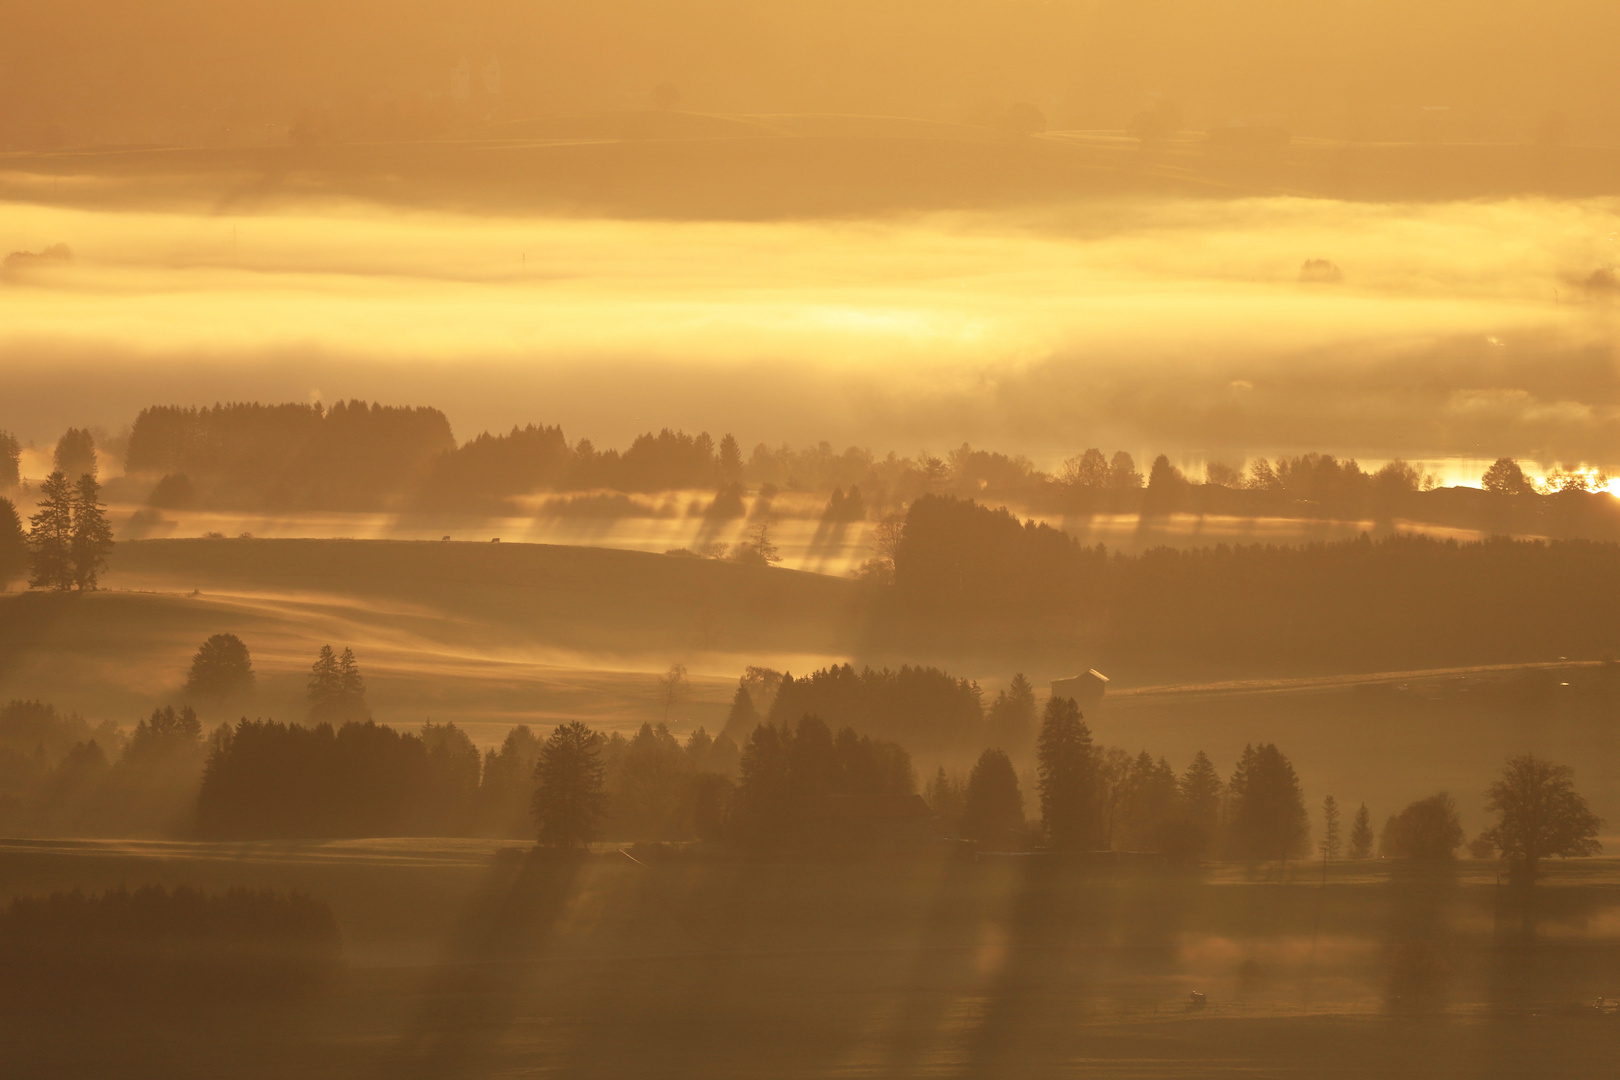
[[69, 473, 114, 590], [0, 430, 19, 489], [0, 496, 26, 587], [307, 645, 342, 722], [960, 748, 1024, 847], [1224, 742, 1309, 861], [337, 647, 366, 718], [531, 721, 608, 847], [1348, 803, 1374, 859], [27, 470, 75, 590], [1036, 696, 1096, 850], [1319, 795, 1341, 881]]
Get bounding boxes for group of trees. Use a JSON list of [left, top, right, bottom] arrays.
[[0, 699, 206, 836], [126, 401, 456, 511], [21, 470, 113, 590]]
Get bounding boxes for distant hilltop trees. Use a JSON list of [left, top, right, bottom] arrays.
[[17, 398, 1598, 541]]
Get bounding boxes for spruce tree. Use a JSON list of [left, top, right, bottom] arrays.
[[960, 748, 1024, 847], [1036, 696, 1096, 850], [1348, 803, 1374, 859], [1225, 743, 1310, 861], [0, 430, 19, 489], [27, 470, 75, 590], [531, 721, 608, 847], [0, 496, 26, 587], [337, 647, 367, 720], [69, 473, 114, 590], [307, 645, 342, 722]]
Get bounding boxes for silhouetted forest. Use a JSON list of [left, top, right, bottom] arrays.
[[126, 401, 455, 511], [0, 885, 341, 1009], [64, 401, 1620, 542], [890, 496, 1620, 669]]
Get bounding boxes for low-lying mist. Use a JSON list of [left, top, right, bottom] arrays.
[[4, 195, 1618, 469]]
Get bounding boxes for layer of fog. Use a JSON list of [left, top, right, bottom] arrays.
[[3, 196, 1619, 469]]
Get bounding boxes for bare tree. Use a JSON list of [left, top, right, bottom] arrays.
[[659, 663, 689, 724], [1319, 795, 1341, 882]]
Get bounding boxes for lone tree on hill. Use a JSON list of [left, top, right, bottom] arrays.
[[1479, 754, 1602, 879], [960, 748, 1025, 847], [27, 471, 75, 590], [185, 633, 256, 699], [69, 474, 113, 590], [1348, 803, 1374, 859], [532, 721, 608, 847], [1225, 743, 1309, 861], [1036, 695, 1096, 850]]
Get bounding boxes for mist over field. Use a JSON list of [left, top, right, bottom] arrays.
[[8, 3, 1620, 1077]]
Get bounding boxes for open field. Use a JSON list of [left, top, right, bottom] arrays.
[[4, 839, 1620, 1078]]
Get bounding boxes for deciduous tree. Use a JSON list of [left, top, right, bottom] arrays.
[[1480, 754, 1602, 879], [184, 633, 256, 699]]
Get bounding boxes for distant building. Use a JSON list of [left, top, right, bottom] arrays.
[[1050, 670, 1109, 711]]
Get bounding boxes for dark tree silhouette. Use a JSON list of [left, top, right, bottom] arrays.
[[717, 433, 743, 483], [0, 497, 26, 587], [185, 634, 256, 699], [722, 683, 759, 742], [0, 430, 19, 488], [1481, 457, 1533, 495], [68, 474, 113, 590], [1480, 754, 1602, 878], [308, 645, 369, 724], [1168, 750, 1224, 861], [477, 724, 542, 837], [1349, 803, 1374, 859], [53, 428, 96, 480], [1380, 792, 1464, 859], [1116, 751, 1178, 851], [1225, 743, 1309, 861], [1319, 795, 1341, 871], [1036, 696, 1096, 850], [960, 748, 1025, 847], [26, 471, 75, 590], [531, 721, 608, 848], [986, 674, 1037, 750], [924, 767, 965, 833]]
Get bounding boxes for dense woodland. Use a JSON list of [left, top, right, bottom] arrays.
[[886, 496, 1620, 671]]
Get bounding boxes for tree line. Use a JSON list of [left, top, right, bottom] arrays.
[[883, 494, 1620, 670], [25, 404, 1616, 541]]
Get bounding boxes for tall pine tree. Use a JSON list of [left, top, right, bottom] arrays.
[[70, 473, 114, 590], [27, 471, 75, 590], [1036, 696, 1096, 850]]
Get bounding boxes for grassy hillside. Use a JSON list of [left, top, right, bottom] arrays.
[[0, 538, 871, 743]]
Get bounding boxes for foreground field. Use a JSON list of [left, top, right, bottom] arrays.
[[3, 840, 1619, 1079]]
